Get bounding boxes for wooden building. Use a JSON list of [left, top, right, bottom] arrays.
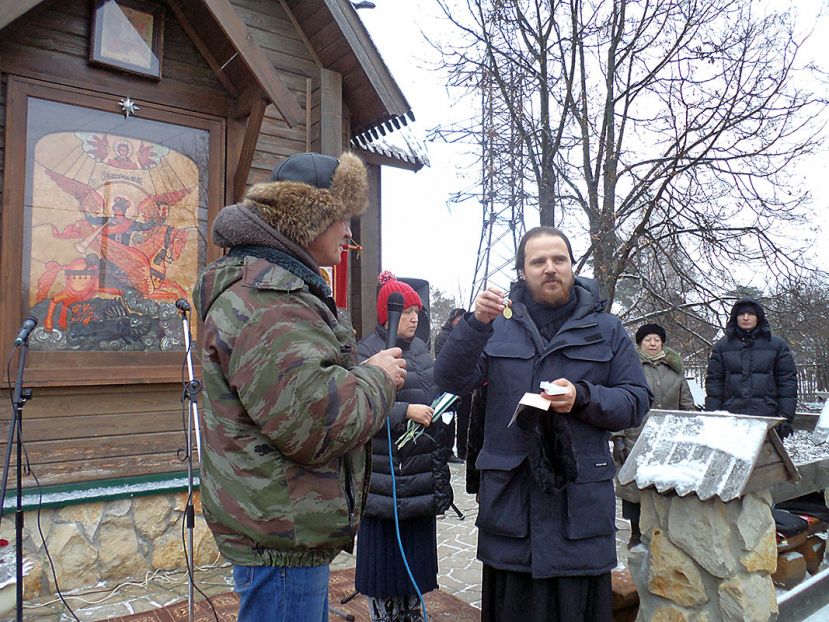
[[0, 0, 423, 496]]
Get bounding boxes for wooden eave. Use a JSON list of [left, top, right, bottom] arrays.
[[0, 0, 304, 127], [0, 0, 43, 30], [284, 0, 413, 140]]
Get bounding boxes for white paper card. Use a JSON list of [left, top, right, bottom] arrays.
[[539, 381, 568, 396], [508, 392, 553, 427]]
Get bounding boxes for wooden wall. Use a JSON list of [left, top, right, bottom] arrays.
[[0, 0, 361, 488], [0, 1, 228, 115], [0, 0, 225, 488], [232, 0, 316, 183]]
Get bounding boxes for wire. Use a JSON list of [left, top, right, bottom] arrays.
[[25, 560, 229, 608], [385, 419, 429, 622], [29, 453, 80, 620], [3, 345, 80, 619], [178, 492, 220, 622], [177, 307, 220, 622]]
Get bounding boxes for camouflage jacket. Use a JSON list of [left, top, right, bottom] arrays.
[[194, 252, 395, 567]]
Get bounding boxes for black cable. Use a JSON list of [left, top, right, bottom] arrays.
[[177, 483, 220, 622], [28, 447, 80, 621], [1, 348, 17, 528], [4, 347, 79, 620], [177, 316, 220, 622]]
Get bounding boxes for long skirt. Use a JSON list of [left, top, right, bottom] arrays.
[[481, 564, 613, 622], [354, 515, 438, 597]]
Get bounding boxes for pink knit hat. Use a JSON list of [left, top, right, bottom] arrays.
[[376, 271, 422, 325]]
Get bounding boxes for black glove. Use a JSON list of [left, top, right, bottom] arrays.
[[612, 436, 629, 468], [775, 420, 794, 440]]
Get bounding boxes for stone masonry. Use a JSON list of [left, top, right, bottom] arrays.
[[629, 489, 778, 622], [0, 491, 219, 601]]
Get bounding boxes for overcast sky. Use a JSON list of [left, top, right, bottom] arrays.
[[358, 1, 829, 307], [359, 1, 482, 305]]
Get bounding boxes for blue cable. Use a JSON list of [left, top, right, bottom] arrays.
[[386, 417, 429, 622]]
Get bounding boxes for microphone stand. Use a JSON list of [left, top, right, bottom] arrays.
[[177, 303, 201, 622], [0, 339, 34, 622]]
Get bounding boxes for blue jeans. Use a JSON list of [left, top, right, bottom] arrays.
[[233, 564, 330, 622]]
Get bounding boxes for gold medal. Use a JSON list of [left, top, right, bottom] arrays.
[[502, 297, 512, 319]]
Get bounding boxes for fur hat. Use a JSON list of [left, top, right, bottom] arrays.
[[242, 151, 368, 248], [376, 271, 422, 325], [635, 323, 666, 345]]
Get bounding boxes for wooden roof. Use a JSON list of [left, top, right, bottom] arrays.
[[284, 0, 415, 145], [0, 0, 420, 144], [0, 0, 303, 126], [617, 410, 800, 502]]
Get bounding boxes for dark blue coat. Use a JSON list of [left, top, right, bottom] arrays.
[[433, 281, 651, 578], [357, 327, 453, 520], [704, 298, 798, 420]]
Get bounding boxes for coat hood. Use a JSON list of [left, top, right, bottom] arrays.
[[726, 297, 771, 338], [197, 203, 324, 323]]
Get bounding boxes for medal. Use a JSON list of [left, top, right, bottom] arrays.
[[502, 297, 512, 319]]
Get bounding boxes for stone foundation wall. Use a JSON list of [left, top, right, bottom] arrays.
[[628, 490, 778, 622], [0, 491, 220, 600]]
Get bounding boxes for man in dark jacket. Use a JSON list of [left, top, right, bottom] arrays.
[[434, 226, 652, 622], [705, 298, 797, 437]]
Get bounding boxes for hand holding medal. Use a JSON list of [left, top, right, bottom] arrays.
[[473, 285, 508, 324]]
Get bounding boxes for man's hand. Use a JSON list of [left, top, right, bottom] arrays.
[[612, 437, 628, 468], [406, 404, 434, 426], [364, 347, 407, 389], [474, 286, 507, 324], [540, 378, 577, 413]]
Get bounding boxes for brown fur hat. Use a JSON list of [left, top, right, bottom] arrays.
[[243, 151, 368, 248]]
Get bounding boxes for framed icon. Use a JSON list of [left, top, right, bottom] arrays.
[[90, 0, 164, 80]]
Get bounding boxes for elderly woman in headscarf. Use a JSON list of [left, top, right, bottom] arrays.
[[354, 272, 453, 622], [614, 323, 695, 548]]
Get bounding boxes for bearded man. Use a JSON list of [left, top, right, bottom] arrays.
[[434, 226, 652, 622]]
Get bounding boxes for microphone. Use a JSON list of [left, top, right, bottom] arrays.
[[14, 316, 38, 346], [385, 292, 404, 349], [175, 299, 191, 312]]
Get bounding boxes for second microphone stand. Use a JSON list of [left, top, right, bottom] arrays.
[[177, 303, 202, 622]]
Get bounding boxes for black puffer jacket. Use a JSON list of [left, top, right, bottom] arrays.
[[357, 326, 453, 519], [704, 298, 798, 420]]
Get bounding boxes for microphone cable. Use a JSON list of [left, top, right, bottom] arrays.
[[176, 302, 221, 622], [381, 290, 429, 621], [385, 417, 429, 622], [3, 348, 80, 621]]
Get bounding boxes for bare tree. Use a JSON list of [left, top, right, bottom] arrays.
[[433, 0, 825, 311]]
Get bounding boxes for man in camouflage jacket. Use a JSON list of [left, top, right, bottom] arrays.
[[194, 152, 406, 622]]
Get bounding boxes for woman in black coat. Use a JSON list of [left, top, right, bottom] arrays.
[[355, 274, 453, 622]]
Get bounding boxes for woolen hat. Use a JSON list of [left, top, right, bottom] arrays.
[[242, 151, 368, 248], [635, 323, 666, 345], [376, 271, 422, 325]]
